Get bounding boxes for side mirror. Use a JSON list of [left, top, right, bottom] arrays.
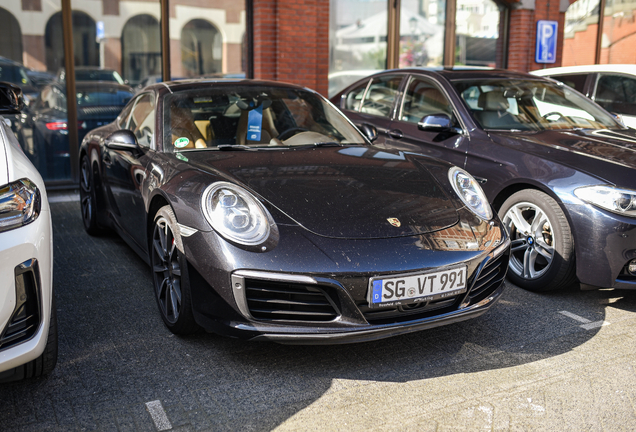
[[359, 123, 378, 142], [418, 114, 455, 132], [0, 82, 25, 114], [105, 130, 140, 152]]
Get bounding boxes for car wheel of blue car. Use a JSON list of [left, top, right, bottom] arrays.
[[151, 205, 199, 334], [499, 189, 576, 291]]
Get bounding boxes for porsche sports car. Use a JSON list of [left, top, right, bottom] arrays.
[[79, 79, 509, 344], [332, 68, 636, 293], [0, 82, 57, 381]]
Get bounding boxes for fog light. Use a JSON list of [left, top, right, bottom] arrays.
[[628, 260, 636, 275]]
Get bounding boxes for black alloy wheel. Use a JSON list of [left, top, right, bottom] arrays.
[[79, 155, 102, 235], [499, 189, 577, 291], [151, 206, 199, 334]]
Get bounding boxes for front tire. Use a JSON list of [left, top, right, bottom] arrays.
[[150, 206, 199, 334], [499, 189, 576, 291]]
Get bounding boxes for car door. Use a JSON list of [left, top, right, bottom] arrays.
[[337, 74, 406, 146], [102, 92, 154, 251], [383, 74, 469, 168], [592, 73, 636, 128]]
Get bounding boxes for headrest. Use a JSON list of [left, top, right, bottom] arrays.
[[478, 91, 509, 111]]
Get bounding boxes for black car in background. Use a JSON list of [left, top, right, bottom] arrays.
[[0, 57, 39, 134], [332, 68, 636, 292], [18, 81, 133, 180], [78, 79, 509, 343]]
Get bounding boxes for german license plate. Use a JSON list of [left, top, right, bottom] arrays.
[[368, 266, 467, 308]]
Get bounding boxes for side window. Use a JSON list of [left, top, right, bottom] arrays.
[[344, 80, 370, 111], [128, 94, 155, 148], [595, 74, 636, 116], [552, 74, 588, 94], [117, 98, 136, 129], [360, 75, 403, 118], [400, 78, 453, 123]]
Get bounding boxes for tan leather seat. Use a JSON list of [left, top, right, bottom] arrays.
[[170, 105, 207, 149]]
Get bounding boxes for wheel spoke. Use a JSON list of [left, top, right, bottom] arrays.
[[510, 239, 527, 252], [169, 287, 180, 320], [535, 238, 554, 261], [171, 264, 181, 277], [530, 209, 549, 236], [157, 276, 169, 298], [158, 224, 167, 254], [153, 264, 168, 274], [523, 248, 539, 278], [153, 239, 165, 261], [508, 206, 531, 234]]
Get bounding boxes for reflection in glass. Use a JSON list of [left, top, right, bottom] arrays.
[[455, 0, 501, 67], [562, 0, 600, 66], [181, 20, 223, 77], [600, 0, 636, 64], [329, 0, 388, 97], [399, 0, 446, 68], [122, 15, 161, 86]]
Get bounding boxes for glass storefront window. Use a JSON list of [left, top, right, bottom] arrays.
[[329, 0, 389, 97], [562, 0, 600, 66], [455, 0, 501, 67], [599, 0, 636, 64], [399, 0, 446, 68]]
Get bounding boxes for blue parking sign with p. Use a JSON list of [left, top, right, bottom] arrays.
[[535, 20, 558, 64]]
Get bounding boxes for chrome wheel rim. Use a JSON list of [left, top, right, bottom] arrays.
[[80, 158, 92, 226], [503, 201, 555, 280], [151, 217, 182, 323]]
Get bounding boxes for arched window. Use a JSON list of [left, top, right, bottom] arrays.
[[181, 19, 222, 77], [121, 14, 161, 85], [0, 8, 22, 62], [45, 11, 98, 72]]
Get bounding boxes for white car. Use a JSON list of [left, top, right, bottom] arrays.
[[531, 64, 636, 128], [0, 82, 56, 382]]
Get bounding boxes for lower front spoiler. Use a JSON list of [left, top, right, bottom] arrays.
[[239, 282, 506, 345]]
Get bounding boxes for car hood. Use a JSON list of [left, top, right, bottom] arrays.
[[183, 146, 461, 239], [489, 128, 636, 186]]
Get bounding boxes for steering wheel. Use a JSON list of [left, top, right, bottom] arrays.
[[278, 127, 308, 141], [542, 112, 566, 121]]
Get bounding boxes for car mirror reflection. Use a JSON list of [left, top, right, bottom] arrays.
[[417, 114, 454, 132], [105, 129, 141, 152], [359, 123, 378, 142]]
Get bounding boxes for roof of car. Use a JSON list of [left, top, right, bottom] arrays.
[[396, 67, 545, 81], [530, 64, 636, 77], [145, 78, 310, 94], [0, 56, 26, 67]]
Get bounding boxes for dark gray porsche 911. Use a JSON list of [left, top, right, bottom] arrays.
[[79, 79, 510, 344]]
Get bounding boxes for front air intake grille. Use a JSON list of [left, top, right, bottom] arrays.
[[359, 295, 461, 325], [0, 259, 42, 351], [469, 252, 508, 301], [245, 279, 340, 322]]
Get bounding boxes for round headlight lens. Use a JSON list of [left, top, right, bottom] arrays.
[[201, 182, 272, 245], [574, 185, 636, 217], [448, 167, 493, 220]]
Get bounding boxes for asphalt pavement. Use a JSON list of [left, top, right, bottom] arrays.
[[2, 198, 636, 431]]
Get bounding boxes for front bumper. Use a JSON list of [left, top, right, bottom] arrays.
[[184, 219, 509, 344], [0, 209, 53, 373], [566, 202, 636, 289]]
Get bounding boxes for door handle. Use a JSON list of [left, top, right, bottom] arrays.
[[388, 129, 403, 139]]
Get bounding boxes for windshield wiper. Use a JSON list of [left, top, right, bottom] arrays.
[[312, 142, 342, 147], [216, 144, 258, 151]]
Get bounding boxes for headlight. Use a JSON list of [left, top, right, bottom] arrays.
[[448, 167, 493, 220], [0, 179, 41, 233], [201, 182, 274, 246], [574, 185, 636, 216]]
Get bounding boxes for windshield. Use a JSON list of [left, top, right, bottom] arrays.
[[453, 79, 621, 131], [0, 64, 31, 87], [163, 86, 365, 151]]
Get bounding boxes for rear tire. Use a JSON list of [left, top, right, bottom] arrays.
[[499, 189, 576, 291], [79, 155, 104, 236], [150, 206, 199, 335]]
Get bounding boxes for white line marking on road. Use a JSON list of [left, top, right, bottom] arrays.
[[580, 320, 610, 330], [145, 400, 172, 431], [559, 311, 591, 323]]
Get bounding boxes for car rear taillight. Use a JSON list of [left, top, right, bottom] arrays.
[[45, 121, 67, 130]]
